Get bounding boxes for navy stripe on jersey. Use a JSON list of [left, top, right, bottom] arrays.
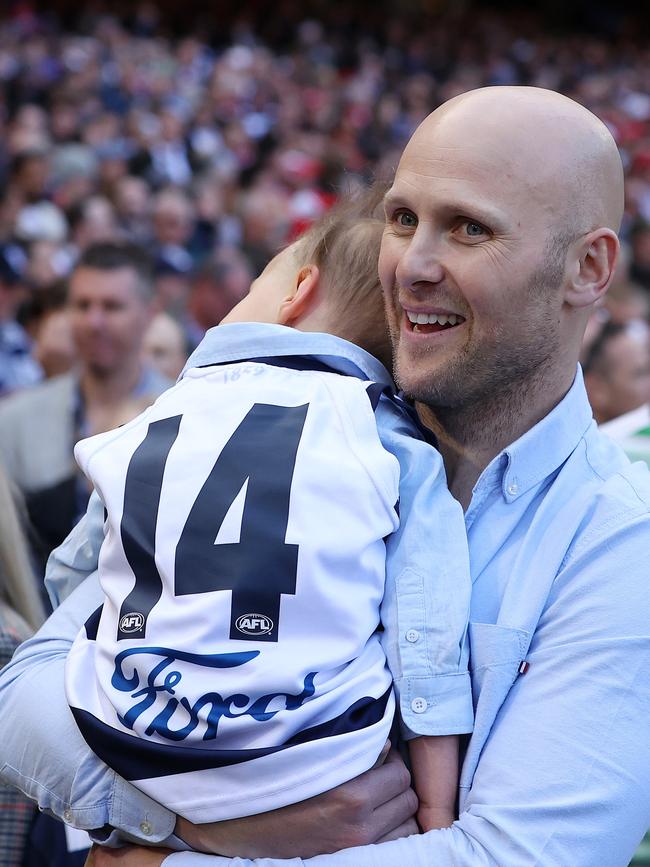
[[198, 355, 343, 377], [84, 605, 103, 641], [118, 415, 182, 640], [70, 687, 391, 781]]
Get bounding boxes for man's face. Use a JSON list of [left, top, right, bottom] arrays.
[[379, 117, 568, 408], [68, 266, 152, 375], [597, 324, 650, 421], [142, 313, 187, 382]]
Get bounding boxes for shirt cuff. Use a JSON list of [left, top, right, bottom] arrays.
[[89, 774, 176, 845], [397, 671, 474, 739]]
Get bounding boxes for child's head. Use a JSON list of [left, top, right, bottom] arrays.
[[222, 189, 391, 368]]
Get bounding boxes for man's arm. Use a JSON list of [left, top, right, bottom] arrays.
[[0, 573, 177, 845], [153, 516, 650, 866], [174, 749, 417, 859]]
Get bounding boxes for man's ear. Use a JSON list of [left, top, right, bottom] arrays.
[[565, 229, 619, 309], [278, 265, 321, 326]]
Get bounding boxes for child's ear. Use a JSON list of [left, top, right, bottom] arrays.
[[278, 265, 321, 326]]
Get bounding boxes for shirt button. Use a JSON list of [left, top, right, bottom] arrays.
[[507, 481, 518, 496], [63, 808, 72, 823], [405, 629, 420, 643], [140, 820, 153, 836], [411, 697, 427, 714]]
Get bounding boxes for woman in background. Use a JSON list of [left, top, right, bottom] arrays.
[[0, 461, 45, 867]]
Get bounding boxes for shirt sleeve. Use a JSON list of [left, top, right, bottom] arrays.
[[375, 398, 473, 739], [159, 511, 650, 867], [0, 572, 177, 846], [45, 489, 106, 608]]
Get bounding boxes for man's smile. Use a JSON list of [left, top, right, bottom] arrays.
[[402, 307, 467, 336]]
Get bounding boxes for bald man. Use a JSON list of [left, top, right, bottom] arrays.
[[2, 88, 650, 867]]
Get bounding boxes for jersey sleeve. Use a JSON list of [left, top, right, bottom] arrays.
[[45, 488, 106, 609], [374, 396, 473, 739]]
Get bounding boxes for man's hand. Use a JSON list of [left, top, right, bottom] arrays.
[[176, 749, 419, 858], [85, 844, 173, 867]]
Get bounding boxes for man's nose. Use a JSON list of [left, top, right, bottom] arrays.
[[84, 307, 105, 329], [395, 228, 445, 291]]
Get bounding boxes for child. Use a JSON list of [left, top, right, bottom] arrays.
[[64, 193, 472, 838]]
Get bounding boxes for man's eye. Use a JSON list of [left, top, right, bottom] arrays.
[[395, 210, 417, 228], [464, 221, 486, 237]]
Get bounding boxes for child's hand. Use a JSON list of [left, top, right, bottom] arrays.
[[409, 735, 459, 833], [416, 805, 455, 832]]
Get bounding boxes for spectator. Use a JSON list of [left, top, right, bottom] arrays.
[[606, 281, 650, 324], [630, 222, 650, 289], [0, 461, 44, 867], [151, 187, 196, 256], [7, 147, 51, 207], [583, 318, 650, 424], [142, 311, 189, 381], [600, 402, 650, 468], [67, 196, 120, 255], [0, 241, 172, 571], [184, 246, 253, 349], [20, 284, 77, 380], [112, 175, 153, 246], [0, 243, 42, 397]]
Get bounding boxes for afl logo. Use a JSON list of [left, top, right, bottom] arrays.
[[120, 612, 145, 633], [236, 614, 273, 636]]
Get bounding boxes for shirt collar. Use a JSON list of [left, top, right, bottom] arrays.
[[476, 366, 595, 503], [181, 322, 394, 386]]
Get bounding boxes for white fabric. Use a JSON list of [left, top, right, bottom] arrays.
[[65, 361, 398, 822]]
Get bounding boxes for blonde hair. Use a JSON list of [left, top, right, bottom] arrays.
[[0, 464, 45, 633], [292, 186, 391, 368]]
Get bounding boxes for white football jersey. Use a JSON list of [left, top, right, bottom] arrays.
[[65, 359, 399, 822]]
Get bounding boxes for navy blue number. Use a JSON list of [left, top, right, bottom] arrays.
[[175, 402, 307, 642], [118, 404, 308, 642], [119, 415, 182, 639]]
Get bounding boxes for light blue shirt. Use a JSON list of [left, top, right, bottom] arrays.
[[0, 325, 471, 846], [158, 368, 650, 866]]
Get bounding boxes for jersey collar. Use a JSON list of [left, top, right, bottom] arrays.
[[180, 322, 394, 387]]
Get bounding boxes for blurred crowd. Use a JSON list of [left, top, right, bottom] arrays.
[[0, 3, 647, 385], [0, 2, 647, 544]]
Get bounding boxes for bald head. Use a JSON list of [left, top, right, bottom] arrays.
[[408, 86, 624, 237], [380, 85, 624, 432]]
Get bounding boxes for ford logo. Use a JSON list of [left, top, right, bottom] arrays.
[[235, 614, 273, 636], [119, 612, 145, 633]]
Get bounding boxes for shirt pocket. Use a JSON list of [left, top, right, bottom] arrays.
[[469, 621, 529, 671], [460, 622, 531, 795]]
